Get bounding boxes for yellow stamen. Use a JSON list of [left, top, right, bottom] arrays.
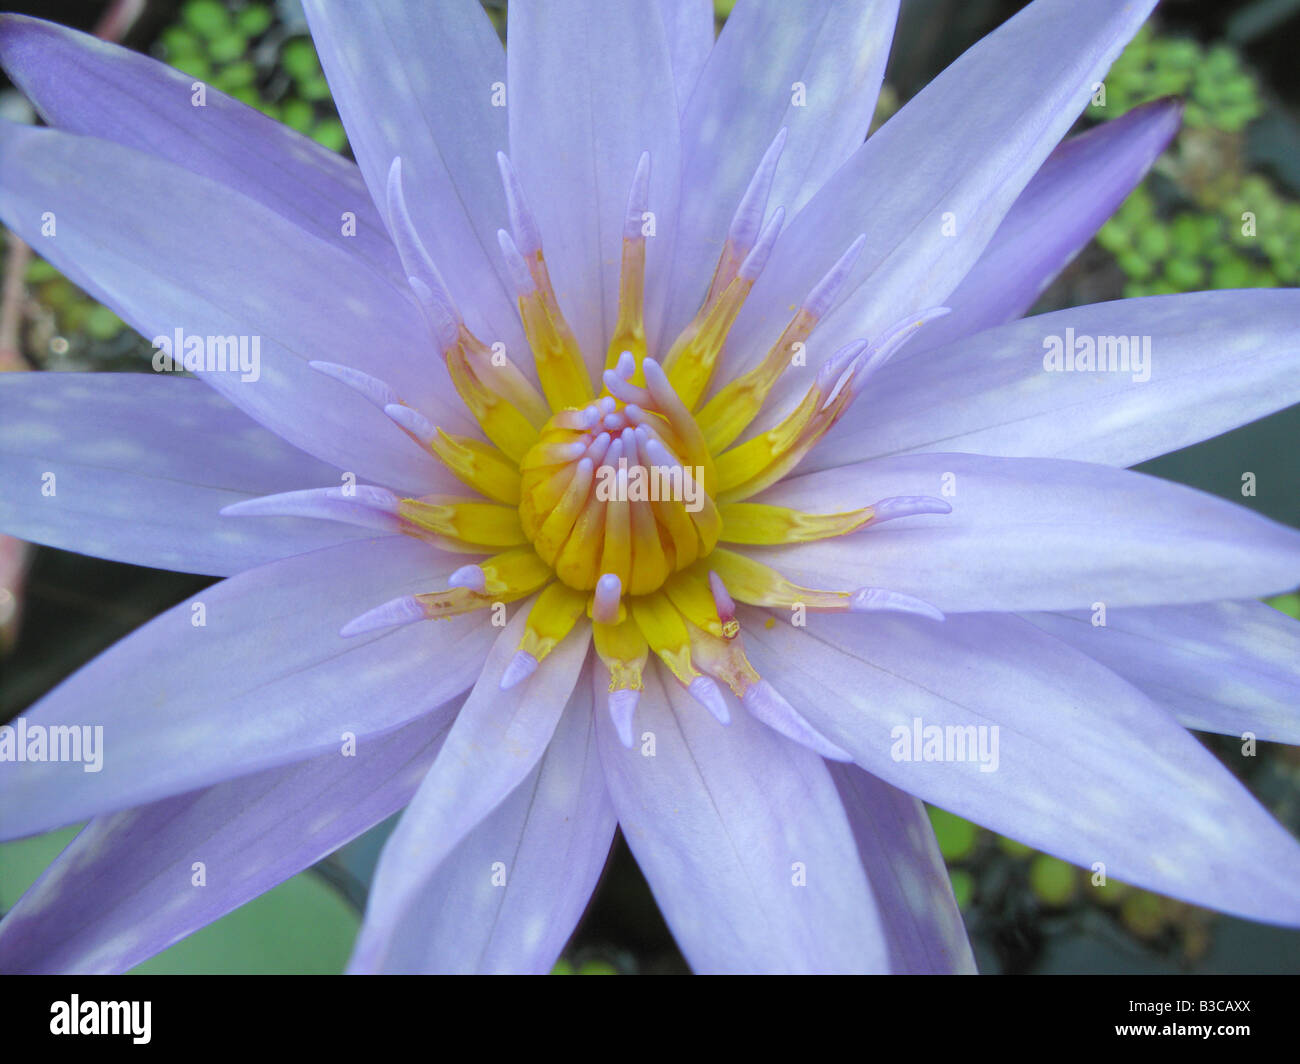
[[399, 497, 528, 548], [532, 459, 596, 565], [717, 501, 875, 545], [707, 548, 854, 611], [685, 622, 760, 697], [444, 342, 541, 462], [457, 324, 550, 428], [518, 581, 589, 665], [554, 482, 609, 589], [661, 274, 755, 411], [626, 491, 670, 596], [696, 307, 819, 451], [629, 589, 701, 687], [662, 566, 725, 639], [713, 375, 854, 503], [605, 232, 647, 371], [429, 429, 522, 505], [518, 251, 592, 411], [477, 547, 555, 597], [593, 615, 649, 694], [413, 548, 551, 619]]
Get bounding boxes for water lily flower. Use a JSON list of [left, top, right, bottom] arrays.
[[1, 0, 1299, 975]]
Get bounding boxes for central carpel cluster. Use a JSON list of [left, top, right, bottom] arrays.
[[247, 135, 951, 750], [518, 372, 720, 596]]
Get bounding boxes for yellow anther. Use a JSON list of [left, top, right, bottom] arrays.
[[554, 480, 609, 589]]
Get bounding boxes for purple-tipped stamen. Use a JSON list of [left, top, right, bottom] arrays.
[[623, 150, 652, 240], [221, 485, 404, 534], [728, 127, 788, 251], [497, 228, 536, 297], [803, 234, 868, 319], [385, 158, 460, 324], [496, 151, 543, 257], [736, 206, 784, 282]]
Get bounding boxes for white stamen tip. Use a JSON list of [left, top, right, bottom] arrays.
[[497, 228, 535, 296], [849, 587, 945, 622], [593, 573, 623, 625], [500, 650, 539, 691], [496, 152, 542, 255], [340, 595, 427, 638], [803, 234, 867, 318], [737, 206, 784, 280], [447, 564, 487, 593], [868, 496, 953, 525], [309, 361, 401, 411], [728, 126, 788, 248], [406, 275, 460, 351], [608, 689, 640, 748], [383, 403, 437, 446], [689, 676, 731, 725], [623, 151, 652, 239]]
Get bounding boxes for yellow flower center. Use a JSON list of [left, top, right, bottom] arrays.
[[332, 148, 948, 743], [517, 399, 720, 595]]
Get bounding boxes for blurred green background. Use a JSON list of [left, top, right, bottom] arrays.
[[1, 0, 1298, 974]]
